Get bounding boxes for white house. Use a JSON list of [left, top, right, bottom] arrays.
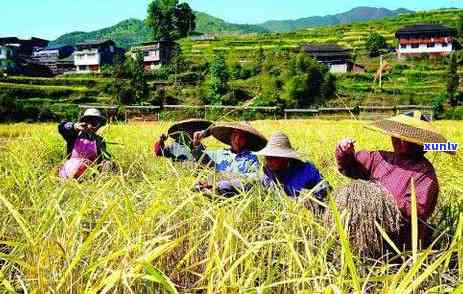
[[395, 24, 456, 59], [129, 40, 178, 72], [74, 40, 123, 73]]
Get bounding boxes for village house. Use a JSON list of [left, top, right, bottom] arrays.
[[129, 40, 178, 72], [74, 40, 124, 73], [0, 37, 49, 70], [300, 43, 364, 73], [395, 24, 456, 59], [190, 33, 217, 41], [55, 54, 77, 75], [32, 45, 75, 75]]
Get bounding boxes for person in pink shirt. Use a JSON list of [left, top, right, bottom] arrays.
[[335, 111, 456, 249]]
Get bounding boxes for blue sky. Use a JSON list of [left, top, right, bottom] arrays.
[[2, 0, 463, 40]]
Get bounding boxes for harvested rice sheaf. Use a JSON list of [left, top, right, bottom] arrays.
[[325, 180, 402, 257]]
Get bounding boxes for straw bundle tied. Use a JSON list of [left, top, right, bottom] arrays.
[[325, 180, 402, 257]]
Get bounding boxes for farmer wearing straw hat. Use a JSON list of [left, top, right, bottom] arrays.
[[335, 111, 455, 248], [154, 119, 213, 162], [58, 108, 111, 180], [192, 122, 267, 196], [257, 132, 330, 199]]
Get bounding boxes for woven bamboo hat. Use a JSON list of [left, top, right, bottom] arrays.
[[79, 108, 106, 125], [209, 122, 267, 152], [255, 132, 301, 160], [366, 111, 453, 152], [168, 119, 213, 141]]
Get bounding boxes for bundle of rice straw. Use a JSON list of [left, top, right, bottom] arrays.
[[325, 180, 402, 257]]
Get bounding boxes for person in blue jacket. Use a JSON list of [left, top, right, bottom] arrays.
[[256, 132, 330, 201], [192, 123, 267, 197]]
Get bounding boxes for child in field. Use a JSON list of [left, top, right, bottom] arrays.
[[256, 132, 330, 201], [58, 108, 111, 180], [192, 123, 267, 197], [335, 111, 455, 249], [154, 119, 212, 162]]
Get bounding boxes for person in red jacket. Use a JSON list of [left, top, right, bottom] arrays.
[[58, 108, 111, 180], [335, 111, 456, 249]]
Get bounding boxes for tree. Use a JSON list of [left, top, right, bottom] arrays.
[[111, 54, 128, 105], [111, 52, 149, 105], [129, 51, 149, 102], [321, 74, 337, 100], [281, 53, 328, 107], [205, 54, 229, 105], [365, 32, 388, 57], [254, 47, 265, 74], [146, 0, 195, 41], [447, 52, 460, 106], [458, 14, 463, 36]]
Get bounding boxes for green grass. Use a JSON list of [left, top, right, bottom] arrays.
[[0, 82, 96, 99], [4, 76, 111, 88], [0, 120, 462, 292]]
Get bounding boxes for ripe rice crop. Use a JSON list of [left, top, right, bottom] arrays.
[[0, 120, 462, 292]]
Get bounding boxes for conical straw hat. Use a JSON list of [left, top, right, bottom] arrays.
[[255, 132, 301, 160], [209, 122, 267, 152], [168, 119, 213, 141], [365, 111, 454, 154]]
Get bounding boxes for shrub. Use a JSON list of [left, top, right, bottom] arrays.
[[168, 71, 201, 84], [390, 64, 410, 75], [203, 54, 229, 105], [321, 74, 337, 100], [432, 93, 447, 116], [365, 32, 388, 57], [281, 53, 330, 107], [444, 106, 463, 120], [150, 66, 170, 81]]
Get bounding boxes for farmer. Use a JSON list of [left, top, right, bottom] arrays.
[[192, 123, 267, 197], [335, 111, 455, 249], [256, 132, 330, 200], [58, 108, 111, 180], [154, 119, 213, 162]]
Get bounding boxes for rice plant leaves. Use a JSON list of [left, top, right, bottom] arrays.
[[405, 249, 454, 294], [141, 262, 178, 294], [374, 221, 401, 256], [328, 196, 361, 293], [411, 179, 418, 262], [0, 194, 33, 244]]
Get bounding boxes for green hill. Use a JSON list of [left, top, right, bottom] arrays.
[[52, 7, 416, 48], [52, 19, 151, 48], [195, 12, 269, 34], [52, 12, 269, 48], [259, 7, 413, 32]]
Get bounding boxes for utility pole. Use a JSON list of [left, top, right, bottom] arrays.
[[379, 55, 383, 89]]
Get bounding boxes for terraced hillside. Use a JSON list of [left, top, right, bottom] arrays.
[[0, 76, 114, 120], [4, 8, 463, 114], [179, 8, 463, 60], [178, 8, 463, 106]]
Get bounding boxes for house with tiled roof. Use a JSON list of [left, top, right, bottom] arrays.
[[395, 24, 456, 59]]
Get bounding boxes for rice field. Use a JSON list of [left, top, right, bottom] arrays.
[[0, 120, 462, 293]]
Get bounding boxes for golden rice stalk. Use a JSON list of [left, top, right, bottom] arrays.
[[325, 180, 402, 257]]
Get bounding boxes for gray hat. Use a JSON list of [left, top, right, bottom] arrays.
[[79, 108, 107, 125], [255, 132, 301, 160]]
